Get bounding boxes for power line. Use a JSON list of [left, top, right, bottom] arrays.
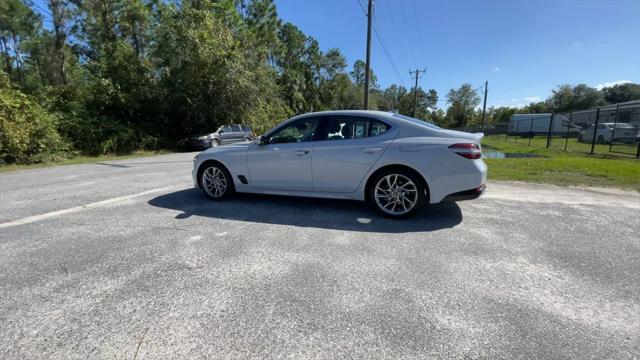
[[373, 23, 407, 87], [356, 0, 406, 87], [377, 0, 411, 83], [355, 0, 407, 87], [397, 0, 417, 67], [355, 0, 366, 15], [412, 0, 425, 64], [31, 1, 54, 19]]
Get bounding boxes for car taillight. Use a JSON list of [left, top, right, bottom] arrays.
[[448, 143, 482, 159]]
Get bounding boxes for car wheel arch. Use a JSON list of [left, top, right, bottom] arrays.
[[197, 159, 235, 190], [364, 164, 430, 203]]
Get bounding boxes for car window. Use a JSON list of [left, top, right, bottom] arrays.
[[393, 113, 442, 130], [221, 126, 232, 133], [323, 116, 390, 141], [597, 125, 606, 130], [268, 117, 320, 144], [231, 125, 242, 132], [241, 125, 251, 132], [370, 120, 390, 136]]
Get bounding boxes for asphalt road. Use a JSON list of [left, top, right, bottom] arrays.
[[1, 152, 639, 359]]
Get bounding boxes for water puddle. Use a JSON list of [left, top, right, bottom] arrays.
[[483, 151, 543, 159]]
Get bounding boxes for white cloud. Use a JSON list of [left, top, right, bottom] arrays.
[[510, 98, 519, 102], [493, 103, 525, 109], [493, 67, 500, 72], [595, 80, 631, 90], [523, 96, 542, 102]]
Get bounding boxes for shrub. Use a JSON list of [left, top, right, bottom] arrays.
[[0, 74, 67, 164]]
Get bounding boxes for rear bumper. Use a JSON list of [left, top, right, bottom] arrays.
[[442, 184, 486, 202]]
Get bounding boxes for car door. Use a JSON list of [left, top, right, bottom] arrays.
[[218, 126, 233, 144], [230, 125, 244, 142], [596, 124, 609, 142], [312, 115, 393, 193], [247, 116, 322, 191]]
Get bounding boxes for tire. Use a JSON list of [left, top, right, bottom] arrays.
[[210, 139, 220, 148], [577, 135, 583, 142], [243, 136, 251, 142], [367, 168, 427, 219], [597, 135, 604, 144], [198, 162, 235, 200]]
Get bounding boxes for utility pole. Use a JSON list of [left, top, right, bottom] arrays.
[[409, 68, 426, 117], [363, 0, 374, 110], [481, 81, 488, 131]]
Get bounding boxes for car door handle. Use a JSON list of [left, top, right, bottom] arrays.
[[295, 149, 310, 155], [363, 147, 383, 154]]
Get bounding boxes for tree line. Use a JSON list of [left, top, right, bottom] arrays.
[[1, 0, 639, 164]]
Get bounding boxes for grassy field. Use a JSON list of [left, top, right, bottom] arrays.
[[482, 135, 640, 191], [0, 150, 174, 173]]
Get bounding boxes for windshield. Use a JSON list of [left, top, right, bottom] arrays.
[[392, 113, 442, 130]]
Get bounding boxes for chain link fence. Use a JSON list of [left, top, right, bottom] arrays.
[[479, 101, 640, 158]]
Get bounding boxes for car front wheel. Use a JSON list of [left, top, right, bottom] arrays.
[[210, 139, 220, 148], [368, 169, 426, 219], [200, 163, 234, 200]]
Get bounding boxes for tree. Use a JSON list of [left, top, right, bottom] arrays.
[[602, 83, 640, 104], [445, 83, 480, 128], [0, 0, 39, 85], [245, 0, 281, 62], [547, 84, 605, 111], [350, 59, 378, 89]]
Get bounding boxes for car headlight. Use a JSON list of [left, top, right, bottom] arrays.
[[193, 154, 199, 163]]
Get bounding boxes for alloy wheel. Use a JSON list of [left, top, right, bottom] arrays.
[[374, 174, 419, 216], [202, 166, 228, 198]]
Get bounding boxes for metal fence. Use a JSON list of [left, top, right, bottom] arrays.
[[479, 101, 640, 158]]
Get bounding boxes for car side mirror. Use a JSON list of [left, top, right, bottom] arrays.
[[257, 136, 268, 145]]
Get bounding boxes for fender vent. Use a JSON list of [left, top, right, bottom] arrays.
[[237, 175, 248, 184]]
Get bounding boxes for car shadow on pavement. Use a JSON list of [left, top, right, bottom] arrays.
[[148, 188, 462, 233]]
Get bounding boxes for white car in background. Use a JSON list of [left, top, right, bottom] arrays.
[[577, 123, 637, 144], [192, 110, 487, 218]]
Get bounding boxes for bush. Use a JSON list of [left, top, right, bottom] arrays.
[[0, 75, 67, 164]]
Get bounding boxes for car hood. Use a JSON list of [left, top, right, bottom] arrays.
[[202, 141, 253, 154]]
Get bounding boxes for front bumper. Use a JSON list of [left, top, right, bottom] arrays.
[[192, 166, 200, 189], [442, 184, 486, 202], [189, 139, 211, 150]]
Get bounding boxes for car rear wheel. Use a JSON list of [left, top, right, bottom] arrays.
[[368, 169, 426, 219], [211, 139, 220, 148], [200, 163, 234, 200], [577, 134, 583, 142]]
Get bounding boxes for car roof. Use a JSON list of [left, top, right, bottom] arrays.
[[291, 110, 399, 122]]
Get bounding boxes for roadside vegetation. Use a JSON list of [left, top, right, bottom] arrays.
[[1, 0, 640, 168], [483, 136, 640, 191], [0, 149, 171, 173]]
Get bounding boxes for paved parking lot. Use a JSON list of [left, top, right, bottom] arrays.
[[1, 152, 639, 359]]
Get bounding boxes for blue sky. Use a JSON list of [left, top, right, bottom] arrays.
[[275, 0, 640, 108]]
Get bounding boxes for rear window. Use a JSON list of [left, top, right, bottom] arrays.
[[322, 116, 390, 140], [393, 113, 442, 130]]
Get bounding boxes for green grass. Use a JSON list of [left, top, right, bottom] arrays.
[[482, 135, 640, 191], [0, 150, 174, 173]]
